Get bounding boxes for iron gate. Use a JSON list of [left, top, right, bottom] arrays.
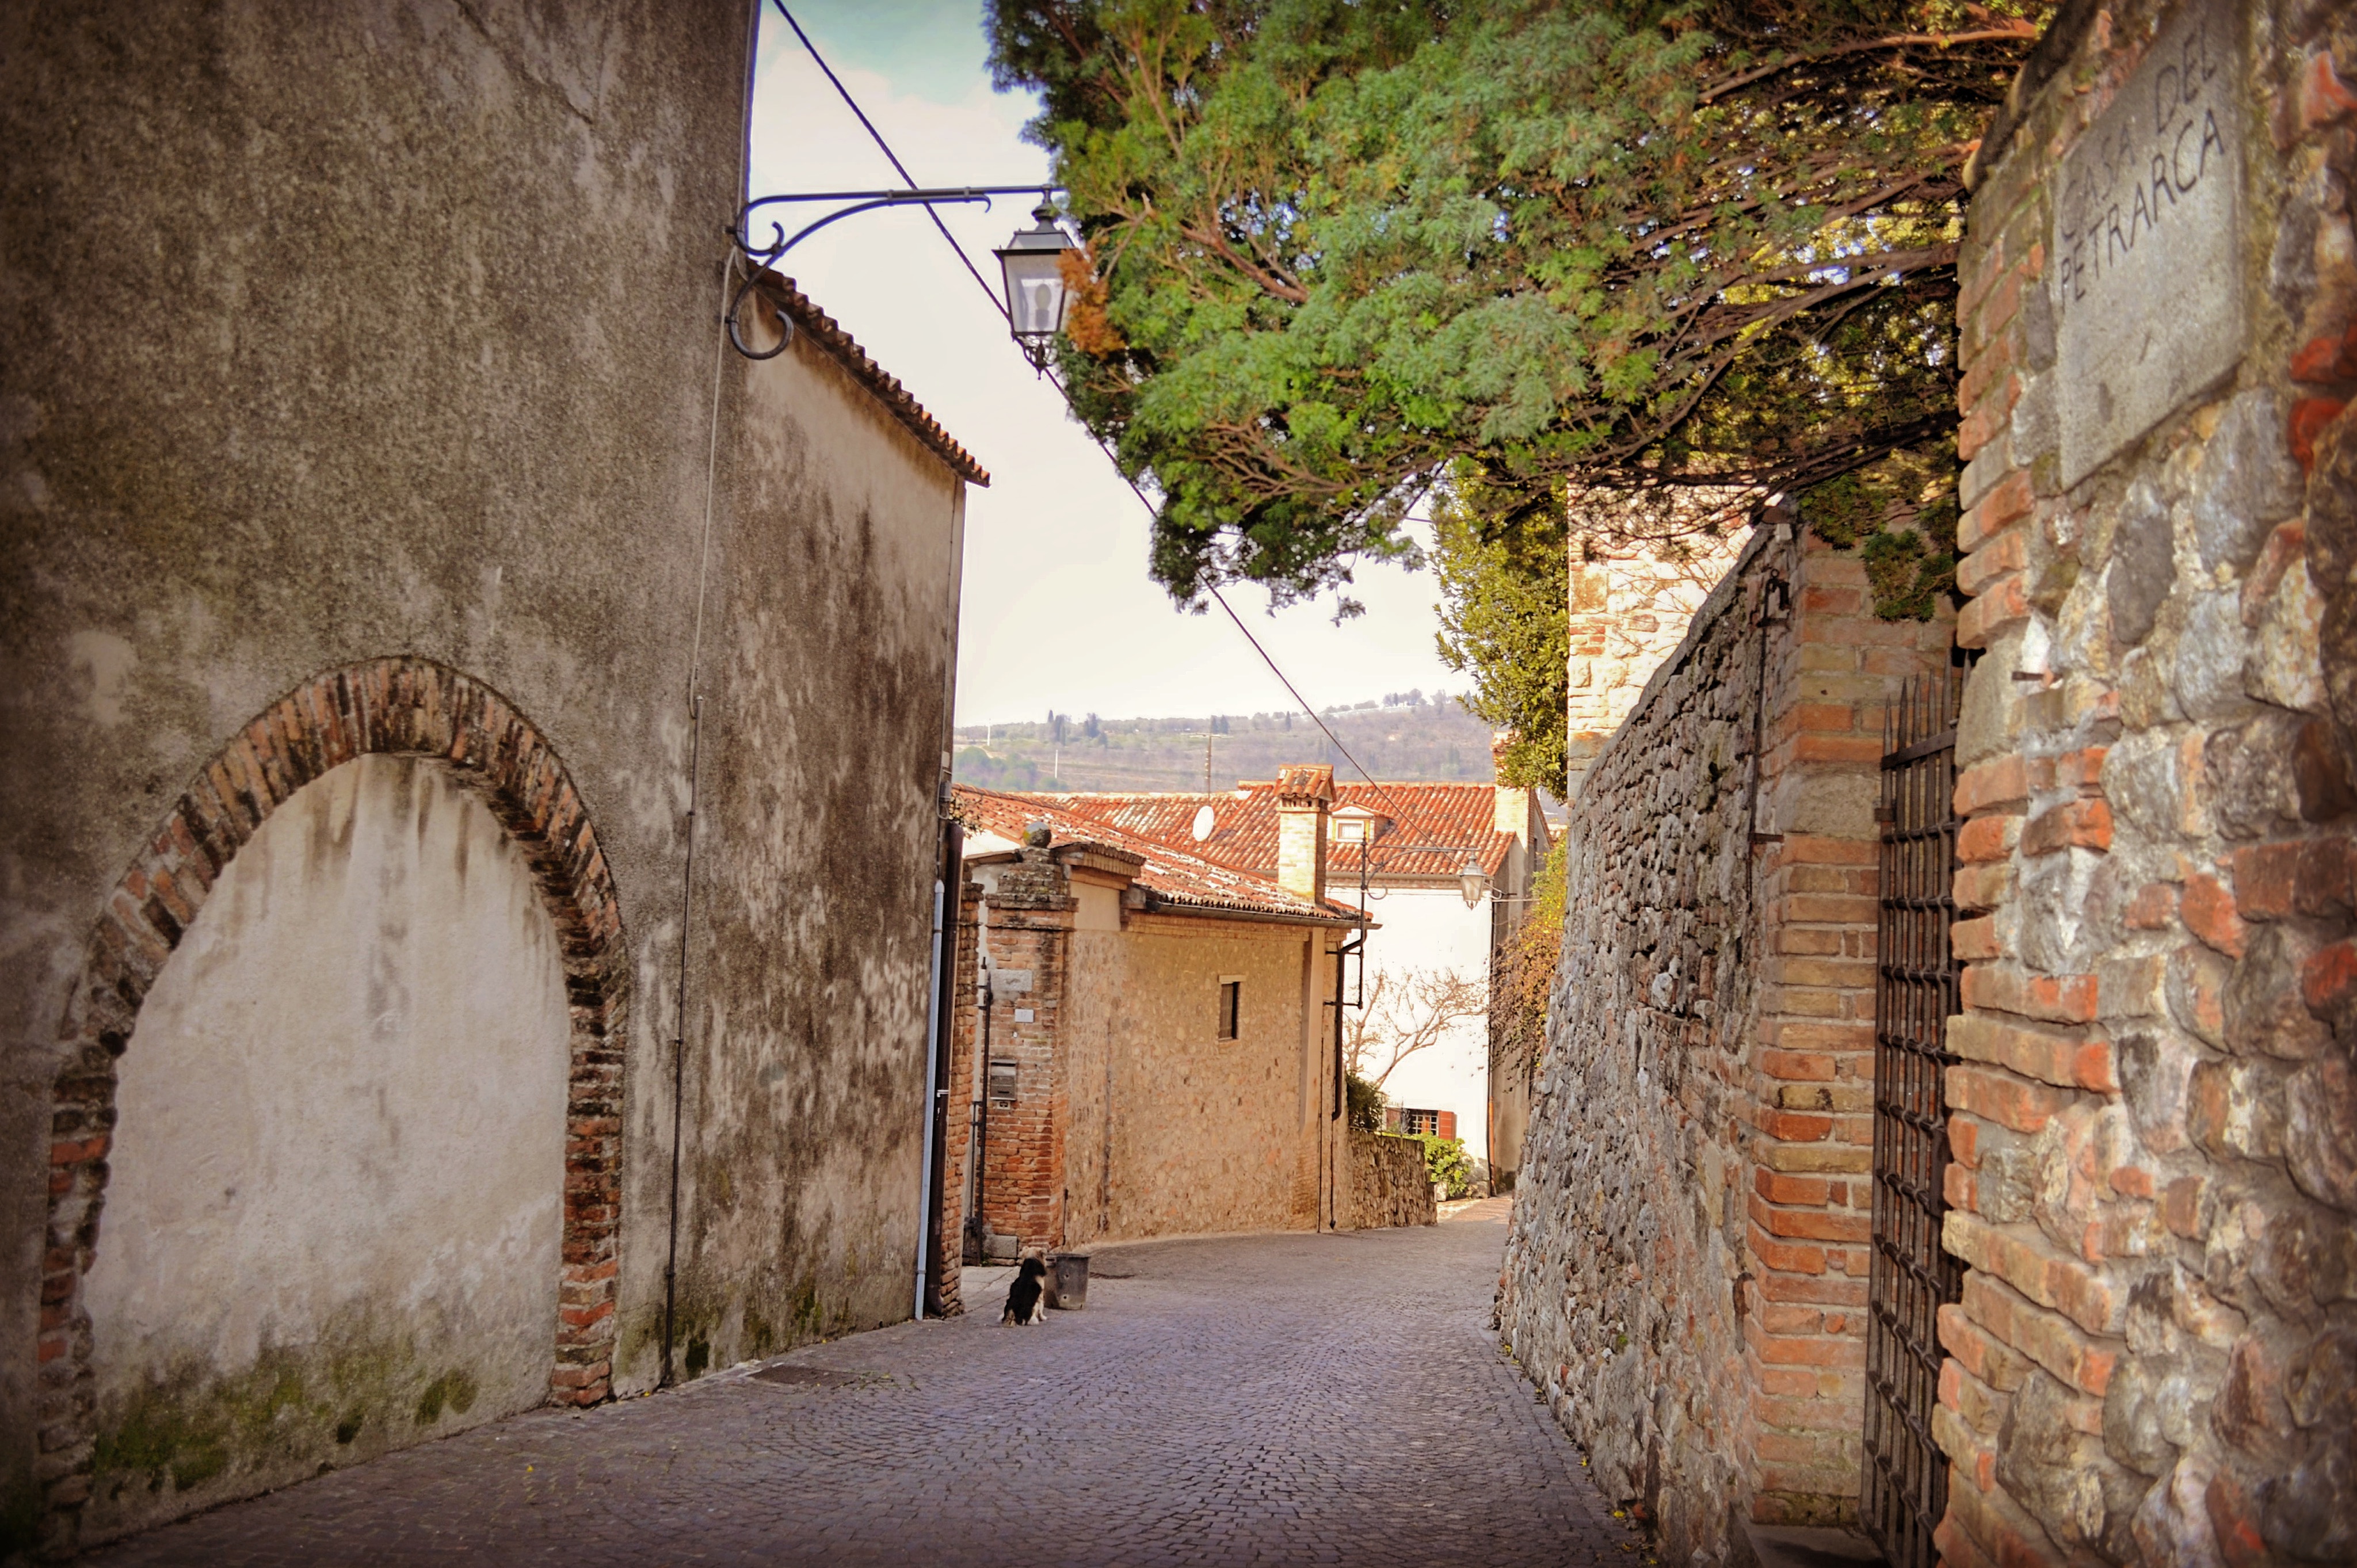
[[1860, 672, 1966, 1568]]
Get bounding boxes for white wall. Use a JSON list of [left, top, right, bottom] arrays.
[[1332, 884, 1493, 1158], [81, 755, 571, 1535]]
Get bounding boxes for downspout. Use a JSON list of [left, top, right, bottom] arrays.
[[971, 937, 994, 1255], [660, 693, 703, 1387], [916, 821, 963, 1318], [913, 864, 945, 1321]]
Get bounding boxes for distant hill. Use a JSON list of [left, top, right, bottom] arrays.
[[953, 690, 1502, 794]]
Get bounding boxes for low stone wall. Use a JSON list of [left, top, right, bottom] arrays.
[[1501, 523, 1951, 1564], [1348, 1131, 1437, 1229]]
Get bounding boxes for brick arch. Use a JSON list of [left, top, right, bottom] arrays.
[[39, 657, 630, 1524]]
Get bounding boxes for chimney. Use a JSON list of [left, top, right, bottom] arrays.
[[1273, 764, 1335, 901], [1492, 731, 1532, 843]]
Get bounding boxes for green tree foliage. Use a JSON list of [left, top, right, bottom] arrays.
[[1796, 445, 1961, 619], [1345, 1070, 1386, 1131], [1432, 471, 1570, 795], [988, 0, 2049, 607]]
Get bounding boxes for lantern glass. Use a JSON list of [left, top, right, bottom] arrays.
[[1459, 855, 1490, 909], [995, 203, 1075, 365]]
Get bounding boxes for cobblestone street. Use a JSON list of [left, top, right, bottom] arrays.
[[84, 1204, 1643, 1566]]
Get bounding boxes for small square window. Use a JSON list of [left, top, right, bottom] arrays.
[[1216, 979, 1241, 1041]]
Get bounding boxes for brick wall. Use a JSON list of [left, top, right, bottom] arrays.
[[1500, 526, 1950, 1565], [972, 849, 1074, 1254], [1936, 5, 2356, 1563]]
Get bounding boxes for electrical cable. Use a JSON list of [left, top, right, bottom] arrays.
[[766, 2, 1440, 834], [769, 1, 1013, 323]]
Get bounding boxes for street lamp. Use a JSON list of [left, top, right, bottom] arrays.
[[722, 183, 1069, 364], [1458, 854, 1492, 910], [994, 203, 1077, 370]]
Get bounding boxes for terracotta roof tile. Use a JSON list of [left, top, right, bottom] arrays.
[[954, 785, 1358, 924], [751, 271, 989, 485], [1027, 780, 1544, 883]]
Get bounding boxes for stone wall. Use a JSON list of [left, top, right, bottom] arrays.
[[1347, 1132, 1438, 1229], [1565, 532, 1753, 799], [2, 1, 975, 1550], [1501, 525, 1951, 1565], [1936, 3, 2357, 1562]]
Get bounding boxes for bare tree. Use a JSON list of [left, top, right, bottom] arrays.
[[1344, 967, 1489, 1092]]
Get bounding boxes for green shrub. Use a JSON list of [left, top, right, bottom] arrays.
[[1345, 1073, 1386, 1132], [1416, 1134, 1473, 1199]]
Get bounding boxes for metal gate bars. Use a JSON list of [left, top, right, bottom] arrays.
[[1860, 672, 1966, 1568]]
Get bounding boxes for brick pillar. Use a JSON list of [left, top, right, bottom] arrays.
[[1740, 532, 1950, 1520], [976, 844, 1074, 1253]]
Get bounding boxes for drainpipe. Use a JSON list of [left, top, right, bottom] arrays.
[[913, 869, 945, 1321], [660, 693, 703, 1388], [914, 819, 963, 1318]]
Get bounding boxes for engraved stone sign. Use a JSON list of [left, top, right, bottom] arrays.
[[2053, 0, 2247, 487]]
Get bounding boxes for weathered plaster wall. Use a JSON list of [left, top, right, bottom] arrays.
[[651, 291, 968, 1384], [2, 0, 970, 1548], [1500, 528, 1951, 1566], [81, 756, 570, 1538], [1936, 4, 2357, 1562]]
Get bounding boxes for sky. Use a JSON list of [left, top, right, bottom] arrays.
[[747, 1, 1466, 731]]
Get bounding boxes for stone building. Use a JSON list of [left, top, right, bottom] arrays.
[[1935, 2, 2356, 1563], [2, 1, 979, 1552], [937, 777, 1374, 1288], [1023, 772, 1551, 1172], [1504, 3, 2357, 1566]]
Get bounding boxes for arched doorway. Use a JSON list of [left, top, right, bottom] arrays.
[[39, 659, 630, 1548]]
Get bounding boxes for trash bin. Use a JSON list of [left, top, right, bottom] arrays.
[[1044, 1252, 1089, 1310]]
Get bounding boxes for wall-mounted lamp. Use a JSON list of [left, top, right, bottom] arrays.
[[993, 203, 1077, 370], [724, 185, 1072, 369]]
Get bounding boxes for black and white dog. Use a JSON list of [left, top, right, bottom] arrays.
[[1001, 1255, 1048, 1325]]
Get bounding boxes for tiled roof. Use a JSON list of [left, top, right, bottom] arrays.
[[751, 270, 989, 486], [954, 785, 1359, 925], [1025, 780, 1540, 883]]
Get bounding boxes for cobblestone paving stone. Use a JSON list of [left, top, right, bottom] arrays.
[[84, 1205, 1645, 1567]]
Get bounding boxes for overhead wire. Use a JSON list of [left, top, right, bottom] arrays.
[[767, 1, 1446, 837]]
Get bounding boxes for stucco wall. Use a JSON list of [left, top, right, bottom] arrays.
[[81, 756, 570, 1538], [2, 0, 971, 1548], [1330, 886, 1496, 1158]]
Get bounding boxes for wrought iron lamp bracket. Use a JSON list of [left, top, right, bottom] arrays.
[[723, 184, 1059, 360]]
